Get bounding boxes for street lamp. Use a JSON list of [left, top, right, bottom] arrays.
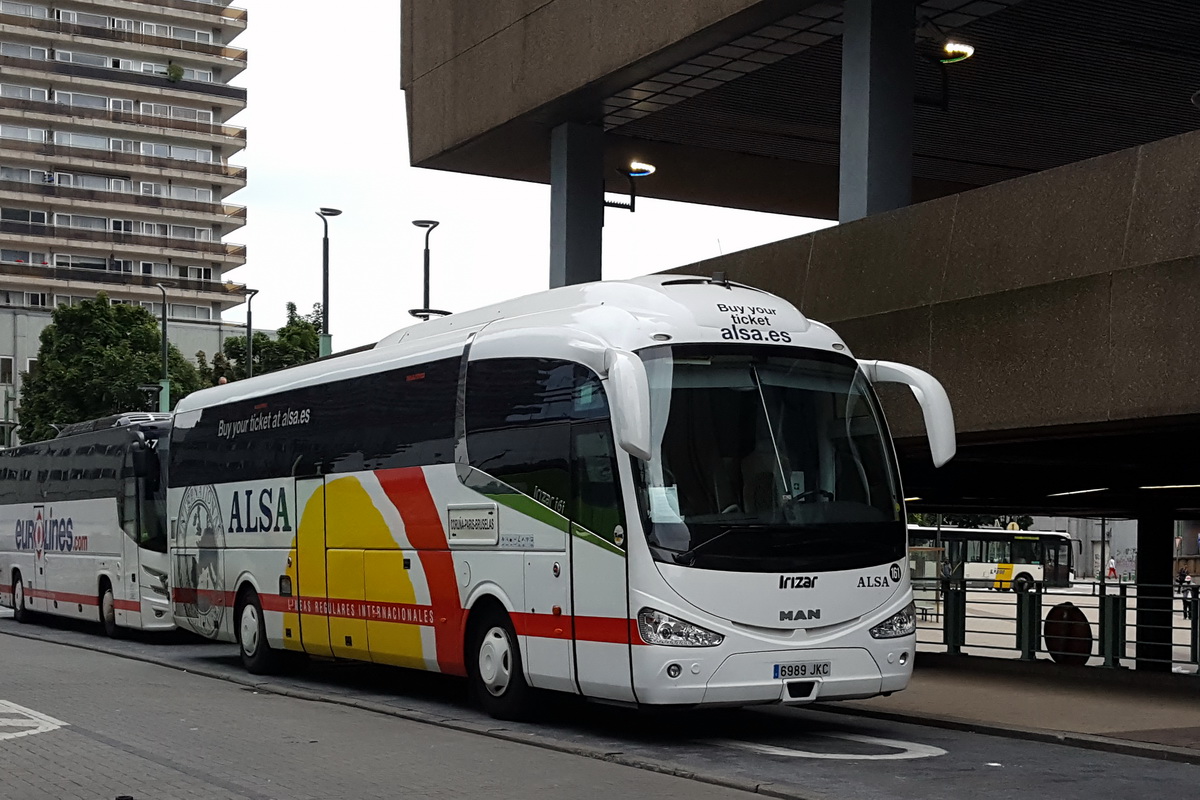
[[316, 207, 342, 357], [413, 219, 438, 308], [154, 282, 171, 412], [603, 160, 656, 212], [241, 287, 260, 378]]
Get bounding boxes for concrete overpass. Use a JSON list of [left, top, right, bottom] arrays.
[[402, 0, 1200, 668]]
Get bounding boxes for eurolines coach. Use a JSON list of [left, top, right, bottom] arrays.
[[166, 275, 956, 719]]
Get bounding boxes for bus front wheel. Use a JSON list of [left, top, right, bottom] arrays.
[[237, 589, 281, 675], [468, 607, 534, 721], [100, 580, 123, 638], [12, 573, 28, 624]]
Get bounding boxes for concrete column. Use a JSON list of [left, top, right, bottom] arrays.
[[549, 122, 603, 288], [1135, 512, 1174, 671], [839, 0, 915, 223]]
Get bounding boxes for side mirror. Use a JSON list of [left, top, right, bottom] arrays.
[[858, 359, 956, 468], [605, 349, 652, 461]]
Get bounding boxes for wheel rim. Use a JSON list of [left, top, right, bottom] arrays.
[[102, 589, 115, 627], [478, 626, 513, 697], [240, 604, 260, 657], [14, 581, 23, 610]]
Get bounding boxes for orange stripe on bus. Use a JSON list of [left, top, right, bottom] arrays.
[[377, 467, 466, 676]]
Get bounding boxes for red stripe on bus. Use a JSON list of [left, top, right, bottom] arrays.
[[512, 612, 571, 639], [261, 593, 437, 625], [113, 599, 141, 612], [26, 588, 99, 606], [377, 467, 466, 676], [575, 615, 644, 645]]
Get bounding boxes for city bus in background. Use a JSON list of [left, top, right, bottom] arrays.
[[0, 413, 174, 636], [167, 275, 956, 719], [908, 525, 1081, 591]]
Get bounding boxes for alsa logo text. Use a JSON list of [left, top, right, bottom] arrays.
[[779, 575, 818, 589], [14, 507, 88, 553], [780, 609, 821, 621], [227, 487, 293, 533], [857, 576, 890, 588]]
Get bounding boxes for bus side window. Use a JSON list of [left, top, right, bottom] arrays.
[[465, 358, 575, 514], [570, 421, 624, 543]]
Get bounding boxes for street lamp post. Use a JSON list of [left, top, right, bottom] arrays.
[[316, 207, 342, 357], [412, 220, 439, 310], [244, 287, 260, 378], [154, 283, 170, 412]]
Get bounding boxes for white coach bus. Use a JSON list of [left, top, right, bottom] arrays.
[[166, 275, 955, 718], [1, 414, 174, 635]]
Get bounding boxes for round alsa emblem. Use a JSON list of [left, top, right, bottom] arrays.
[[890, 564, 902, 582], [176, 484, 225, 639]]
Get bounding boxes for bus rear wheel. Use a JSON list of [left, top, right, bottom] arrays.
[[237, 589, 281, 675], [12, 573, 28, 624], [468, 607, 534, 721]]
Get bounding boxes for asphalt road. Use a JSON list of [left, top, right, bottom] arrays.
[[2, 611, 1197, 800]]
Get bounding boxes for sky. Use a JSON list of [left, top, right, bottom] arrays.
[[226, 0, 831, 350]]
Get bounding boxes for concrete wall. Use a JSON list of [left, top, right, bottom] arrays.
[[674, 130, 1200, 440], [402, 0, 761, 164]]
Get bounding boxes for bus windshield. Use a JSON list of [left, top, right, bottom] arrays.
[[636, 345, 903, 572]]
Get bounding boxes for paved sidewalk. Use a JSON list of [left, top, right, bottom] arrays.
[[827, 653, 1200, 758]]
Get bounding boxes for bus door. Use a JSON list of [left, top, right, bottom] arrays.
[[292, 476, 333, 657], [569, 419, 635, 702], [30, 504, 48, 613], [117, 472, 142, 627]]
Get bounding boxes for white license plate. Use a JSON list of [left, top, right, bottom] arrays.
[[773, 661, 831, 679]]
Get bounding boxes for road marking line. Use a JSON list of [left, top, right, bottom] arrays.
[[0, 700, 68, 741], [713, 733, 947, 760]]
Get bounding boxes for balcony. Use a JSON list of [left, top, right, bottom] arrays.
[[0, 14, 249, 62], [0, 54, 247, 102], [123, 0, 248, 25], [0, 138, 248, 180], [0, 259, 246, 297], [0, 219, 246, 257], [0, 179, 246, 221], [0, 97, 246, 140]]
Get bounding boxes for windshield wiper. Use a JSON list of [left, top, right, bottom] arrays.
[[673, 528, 737, 566]]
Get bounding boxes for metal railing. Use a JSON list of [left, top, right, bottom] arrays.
[[915, 577, 1200, 673], [0, 219, 246, 257], [0, 13, 248, 62], [0, 260, 244, 296], [0, 54, 247, 102], [0, 97, 246, 140], [0, 138, 248, 180], [124, 0, 248, 24], [0, 179, 246, 219]]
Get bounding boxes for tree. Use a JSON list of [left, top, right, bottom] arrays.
[[18, 294, 202, 442], [201, 302, 322, 384]]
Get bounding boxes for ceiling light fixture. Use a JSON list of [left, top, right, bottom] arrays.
[[940, 40, 975, 63]]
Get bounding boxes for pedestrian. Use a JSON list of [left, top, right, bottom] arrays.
[[1107, 557, 1117, 579], [1183, 577, 1194, 621], [1178, 566, 1190, 594]]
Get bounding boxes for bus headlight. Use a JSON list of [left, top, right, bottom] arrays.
[[637, 608, 724, 647], [869, 602, 916, 639]]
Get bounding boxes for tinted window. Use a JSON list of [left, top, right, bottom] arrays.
[[466, 359, 614, 525], [170, 357, 459, 487]]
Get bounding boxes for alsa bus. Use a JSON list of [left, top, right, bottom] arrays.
[[166, 275, 956, 718], [909, 525, 1080, 591], [1, 413, 173, 635]]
